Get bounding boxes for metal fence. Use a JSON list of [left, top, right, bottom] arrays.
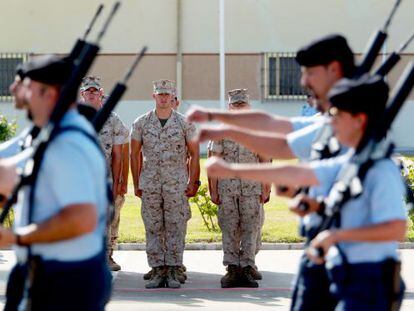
[[263, 52, 306, 100], [0, 53, 29, 102]]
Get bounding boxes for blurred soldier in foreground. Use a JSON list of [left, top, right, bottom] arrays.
[[208, 89, 270, 288], [131, 79, 200, 289], [80, 75, 130, 271], [204, 76, 407, 311], [189, 35, 355, 310], [142, 87, 190, 283], [2, 55, 111, 310]]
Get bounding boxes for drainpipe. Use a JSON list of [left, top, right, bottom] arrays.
[[176, 0, 183, 111]]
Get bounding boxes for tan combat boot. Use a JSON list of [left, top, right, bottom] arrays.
[[143, 268, 154, 280], [249, 266, 263, 280], [165, 266, 181, 288], [145, 266, 166, 289], [176, 266, 187, 284], [220, 265, 241, 288], [108, 256, 121, 271], [240, 266, 259, 288]]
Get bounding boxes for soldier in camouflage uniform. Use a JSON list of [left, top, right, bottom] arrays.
[[130, 79, 200, 289], [208, 89, 270, 288], [80, 76, 130, 271], [142, 88, 190, 283]]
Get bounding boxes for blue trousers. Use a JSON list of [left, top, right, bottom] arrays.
[[5, 253, 112, 311], [290, 254, 338, 311], [329, 261, 405, 311]]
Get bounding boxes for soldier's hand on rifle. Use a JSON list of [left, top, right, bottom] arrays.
[[195, 125, 229, 144], [306, 230, 337, 265], [289, 193, 320, 217], [185, 181, 199, 198], [186, 106, 212, 123]]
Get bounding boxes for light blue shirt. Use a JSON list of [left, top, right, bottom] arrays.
[[14, 110, 108, 262], [291, 114, 324, 132], [311, 153, 407, 266], [301, 104, 318, 117], [0, 127, 31, 158], [287, 120, 326, 161]]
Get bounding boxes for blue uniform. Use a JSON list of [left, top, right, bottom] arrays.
[[300, 104, 318, 117], [311, 153, 407, 311], [287, 118, 340, 311], [0, 128, 28, 158], [5, 110, 111, 310], [291, 115, 324, 132]]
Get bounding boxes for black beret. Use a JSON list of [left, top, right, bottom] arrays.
[[296, 34, 355, 75], [328, 75, 389, 118], [20, 55, 72, 85]]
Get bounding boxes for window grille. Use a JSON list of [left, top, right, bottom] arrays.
[[0, 53, 29, 101], [263, 52, 306, 100]]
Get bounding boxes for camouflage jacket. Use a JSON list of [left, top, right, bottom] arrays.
[[98, 111, 129, 176], [131, 109, 196, 193], [208, 139, 262, 196]]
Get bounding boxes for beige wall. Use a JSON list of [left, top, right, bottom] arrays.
[[65, 53, 414, 101], [2, 0, 414, 54]]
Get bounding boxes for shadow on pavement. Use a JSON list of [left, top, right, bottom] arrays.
[[111, 270, 294, 308]]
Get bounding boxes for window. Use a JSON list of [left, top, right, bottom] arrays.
[[0, 53, 29, 101], [263, 52, 306, 100]]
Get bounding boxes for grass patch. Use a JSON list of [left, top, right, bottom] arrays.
[[119, 158, 413, 243]]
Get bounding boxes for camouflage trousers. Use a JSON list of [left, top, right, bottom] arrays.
[[256, 203, 265, 255], [218, 195, 261, 268], [141, 190, 191, 267], [107, 195, 126, 256]]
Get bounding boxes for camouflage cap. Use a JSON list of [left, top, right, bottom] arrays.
[[80, 75, 102, 91], [153, 79, 175, 95], [228, 88, 249, 105]]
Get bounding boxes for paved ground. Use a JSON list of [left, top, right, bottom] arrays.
[[0, 250, 413, 310]]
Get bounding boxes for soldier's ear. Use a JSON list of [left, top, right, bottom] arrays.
[[328, 61, 343, 79]]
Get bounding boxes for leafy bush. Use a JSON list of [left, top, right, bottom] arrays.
[[0, 114, 17, 227], [400, 158, 414, 230], [0, 114, 16, 143], [189, 184, 220, 232]]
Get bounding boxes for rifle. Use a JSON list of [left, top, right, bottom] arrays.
[[354, 0, 402, 77], [375, 32, 414, 77], [0, 2, 121, 224], [93, 46, 148, 132], [68, 4, 104, 61]]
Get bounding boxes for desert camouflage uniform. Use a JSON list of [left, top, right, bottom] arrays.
[[131, 109, 195, 267], [98, 111, 129, 254], [209, 139, 262, 268]]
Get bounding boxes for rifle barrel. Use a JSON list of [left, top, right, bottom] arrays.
[[96, 1, 120, 43], [383, 0, 403, 32], [82, 4, 104, 40]]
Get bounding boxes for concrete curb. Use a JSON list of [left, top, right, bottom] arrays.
[[117, 242, 414, 251]]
